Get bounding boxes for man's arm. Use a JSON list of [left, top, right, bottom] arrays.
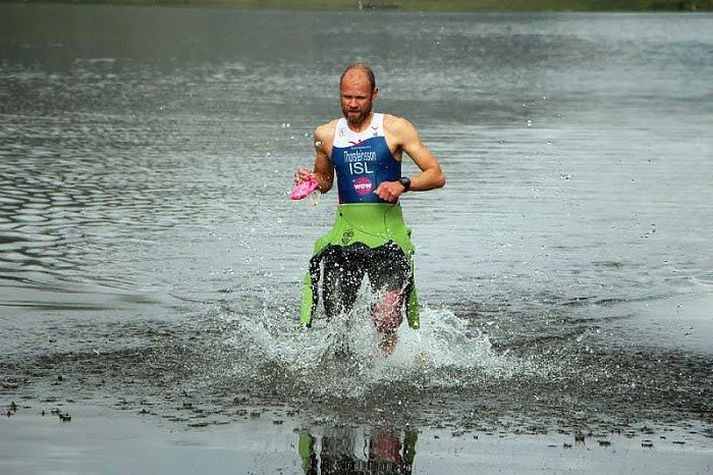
[[311, 126, 334, 193], [295, 123, 334, 193], [396, 117, 446, 191], [374, 116, 445, 202]]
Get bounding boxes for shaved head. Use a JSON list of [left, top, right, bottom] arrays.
[[340, 63, 376, 92]]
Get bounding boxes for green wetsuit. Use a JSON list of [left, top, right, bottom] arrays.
[[300, 203, 420, 329]]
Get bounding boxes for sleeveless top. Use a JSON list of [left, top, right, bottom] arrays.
[[331, 113, 401, 204]]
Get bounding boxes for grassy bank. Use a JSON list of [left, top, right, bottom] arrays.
[[3, 0, 712, 11]]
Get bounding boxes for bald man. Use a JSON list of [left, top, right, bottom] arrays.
[[296, 63, 445, 355]]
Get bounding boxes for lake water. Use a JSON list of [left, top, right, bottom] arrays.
[[1, 3, 712, 472]]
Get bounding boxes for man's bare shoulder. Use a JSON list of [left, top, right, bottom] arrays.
[[314, 119, 339, 141], [383, 114, 417, 140]]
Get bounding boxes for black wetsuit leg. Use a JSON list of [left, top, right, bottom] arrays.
[[365, 241, 411, 295], [322, 245, 366, 318]]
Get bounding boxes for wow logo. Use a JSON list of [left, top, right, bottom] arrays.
[[353, 176, 373, 195]]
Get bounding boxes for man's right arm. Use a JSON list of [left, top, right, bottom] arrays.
[[311, 125, 334, 193], [296, 123, 334, 193]]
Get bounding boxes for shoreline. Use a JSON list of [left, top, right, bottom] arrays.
[[1, 400, 712, 474], [1, 0, 712, 11]]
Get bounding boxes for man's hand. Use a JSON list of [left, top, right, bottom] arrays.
[[294, 168, 314, 184], [374, 181, 406, 203]]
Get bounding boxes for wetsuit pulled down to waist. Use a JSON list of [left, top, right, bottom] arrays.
[[300, 203, 420, 329]]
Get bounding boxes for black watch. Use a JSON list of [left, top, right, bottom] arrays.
[[398, 176, 411, 192]]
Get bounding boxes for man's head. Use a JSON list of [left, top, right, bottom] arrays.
[[340, 63, 379, 128]]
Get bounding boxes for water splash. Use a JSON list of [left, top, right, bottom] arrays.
[[220, 304, 516, 401]]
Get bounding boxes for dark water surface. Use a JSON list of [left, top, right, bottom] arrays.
[[1, 4, 712, 472]]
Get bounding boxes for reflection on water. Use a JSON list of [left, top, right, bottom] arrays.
[[299, 428, 417, 475]]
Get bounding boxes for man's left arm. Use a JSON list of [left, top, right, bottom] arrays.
[[374, 117, 445, 202], [398, 117, 446, 192]]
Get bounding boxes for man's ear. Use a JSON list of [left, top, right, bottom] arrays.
[[372, 87, 380, 101]]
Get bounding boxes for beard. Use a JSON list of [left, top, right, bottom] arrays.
[[342, 101, 373, 127]]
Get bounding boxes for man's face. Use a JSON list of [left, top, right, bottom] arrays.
[[340, 71, 377, 127]]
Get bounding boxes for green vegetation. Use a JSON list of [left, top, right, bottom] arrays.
[[3, 0, 711, 10]]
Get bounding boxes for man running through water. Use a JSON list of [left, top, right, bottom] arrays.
[[296, 63, 445, 355]]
